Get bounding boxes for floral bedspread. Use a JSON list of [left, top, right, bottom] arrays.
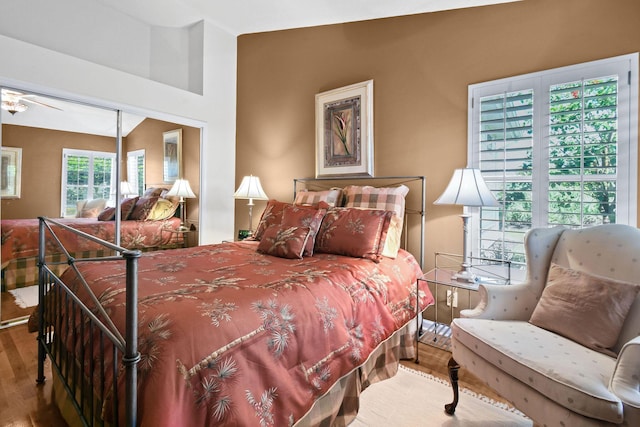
[[1, 217, 182, 266], [60, 241, 433, 426]]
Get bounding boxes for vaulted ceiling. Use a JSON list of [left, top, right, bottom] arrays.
[[96, 0, 520, 35]]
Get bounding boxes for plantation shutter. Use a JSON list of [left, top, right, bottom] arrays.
[[477, 89, 534, 265], [62, 149, 116, 217], [469, 54, 637, 270], [547, 76, 618, 227]]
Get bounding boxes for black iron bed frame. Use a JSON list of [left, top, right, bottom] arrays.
[[36, 176, 426, 427], [36, 217, 140, 426]]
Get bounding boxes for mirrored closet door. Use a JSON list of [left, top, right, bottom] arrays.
[[0, 87, 201, 327]]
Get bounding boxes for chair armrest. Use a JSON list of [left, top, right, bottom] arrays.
[[610, 336, 640, 415], [460, 282, 539, 321]]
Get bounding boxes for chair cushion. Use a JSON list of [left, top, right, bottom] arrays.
[[452, 318, 624, 424]]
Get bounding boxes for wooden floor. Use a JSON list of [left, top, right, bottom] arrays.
[[1, 290, 33, 326], [0, 323, 509, 427]]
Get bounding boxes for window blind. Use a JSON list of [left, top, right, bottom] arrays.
[[469, 54, 637, 270]]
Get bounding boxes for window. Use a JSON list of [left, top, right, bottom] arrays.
[[127, 149, 145, 196], [469, 54, 638, 267], [61, 148, 116, 217]]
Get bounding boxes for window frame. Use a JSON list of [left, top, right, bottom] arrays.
[[467, 53, 638, 267]]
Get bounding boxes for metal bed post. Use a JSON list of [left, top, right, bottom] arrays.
[[36, 216, 143, 426], [123, 249, 141, 427], [36, 217, 46, 384]]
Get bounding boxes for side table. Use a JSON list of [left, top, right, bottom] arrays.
[[161, 228, 196, 249], [416, 269, 480, 353]]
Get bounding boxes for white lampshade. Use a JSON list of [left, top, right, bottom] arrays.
[[434, 168, 499, 207], [120, 181, 138, 196], [233, 175, 268, 201], [167, 179, 196, 199]]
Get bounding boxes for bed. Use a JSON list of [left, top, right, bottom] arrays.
[[35, 176, 432, 427], [2, 188, 183, 292]]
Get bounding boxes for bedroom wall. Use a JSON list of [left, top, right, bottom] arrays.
[[126, 118, 201, 227], [236, 0, 640, 270], [0, 124, 115, 219]]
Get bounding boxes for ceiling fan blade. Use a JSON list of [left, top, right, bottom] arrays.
[[21, 97, 64, 111]]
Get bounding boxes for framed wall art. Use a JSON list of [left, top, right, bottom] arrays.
[[163, 129, 182, 183], [315, 80, 373, 177], [1, 146, 22, 198]]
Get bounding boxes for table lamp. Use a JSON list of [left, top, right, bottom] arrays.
[[120, 181, 138, 197], [167, 178, 196, 231], [233, 175, 268, 233], [434, 168, 500, 282]]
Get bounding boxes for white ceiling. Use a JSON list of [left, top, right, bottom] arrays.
[[96, 0, 519, 35], [1, 91, 146, 137]]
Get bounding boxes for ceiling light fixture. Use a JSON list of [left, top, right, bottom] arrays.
[[1, 100, 29, 115]]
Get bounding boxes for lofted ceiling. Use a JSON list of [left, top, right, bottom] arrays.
[[95, 0, 520, 35]]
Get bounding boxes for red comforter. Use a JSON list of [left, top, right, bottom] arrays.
[[1, 217, 182, 265], [61, 241, 433, 426]]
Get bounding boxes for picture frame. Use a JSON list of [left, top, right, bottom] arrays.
[[315, 80, 374, 178], [1, 146, 22, 199], [163, 129, 182, 183]]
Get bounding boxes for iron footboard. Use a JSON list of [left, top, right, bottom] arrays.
[[36, 217, 140, 427]]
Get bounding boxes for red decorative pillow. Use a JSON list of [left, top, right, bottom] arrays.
[[252, 200, 289, 241], [120, 197, 139, 220], [343, 185, 409, 258], [257, 225, 312, 259], [97, 207, 116, 221], [315, 208, 393, 262], [129, 197, 159, 221], [143, 187, 164, 198], [281, 202, 328, 256]]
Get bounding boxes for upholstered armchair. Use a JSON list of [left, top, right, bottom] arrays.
[[445, 224, 640, 426]]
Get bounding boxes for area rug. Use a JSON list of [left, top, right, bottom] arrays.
[[8, 285, 39, 308], [351, 365, 532, 426]]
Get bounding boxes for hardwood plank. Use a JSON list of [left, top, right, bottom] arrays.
[[0, 324, 66, 427]]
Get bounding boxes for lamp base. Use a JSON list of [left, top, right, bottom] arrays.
[[452, 268, 477, 283]]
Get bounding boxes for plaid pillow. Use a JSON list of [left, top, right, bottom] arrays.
[[294, 189, 342, 207], [342, 185, 409, 258]]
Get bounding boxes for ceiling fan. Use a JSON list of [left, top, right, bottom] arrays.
[[1, 89, 63, 115]]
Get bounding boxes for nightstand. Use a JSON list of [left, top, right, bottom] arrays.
[[417, 269, 480, 352], [417, 253, 512, 353], [161, 228, 196, 249]]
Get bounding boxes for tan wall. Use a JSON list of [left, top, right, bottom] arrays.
[[236, 0, 640, 269], [1, 125, 115, 219], [126, 119, 201, 226]]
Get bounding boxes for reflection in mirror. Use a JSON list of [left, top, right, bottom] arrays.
[[1, 88, 201, 327]]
